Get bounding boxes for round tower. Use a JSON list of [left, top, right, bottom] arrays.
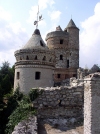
[[64, 19, 79, 69], [46, 26, 69, 69], [14, 29, 55, 94], [46, 20, 79, 83]]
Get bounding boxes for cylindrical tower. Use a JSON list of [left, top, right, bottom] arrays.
[[14, 29, 55, 94], [64, 19, 79, 69], [46, 20, 79, 83]]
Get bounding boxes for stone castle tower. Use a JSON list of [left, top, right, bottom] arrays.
[[14, 29, 55, 94], [46, 19, 79, 83], [14, 19, 79, 93]]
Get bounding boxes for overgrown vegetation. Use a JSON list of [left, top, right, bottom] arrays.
[[0, 62, 43, 134], [5, 88, 43, 134]]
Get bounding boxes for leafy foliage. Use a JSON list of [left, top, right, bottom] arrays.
[[5, 88, 43, 134], [29, 88, 44, 101], [5, 95, 36, 134], [0, 61, 15, 134]]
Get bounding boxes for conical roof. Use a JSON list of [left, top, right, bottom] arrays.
[[22, 29, 48, 50], [67, 19, 76, 28]]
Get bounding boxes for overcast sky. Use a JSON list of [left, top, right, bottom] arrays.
[[0, 0, 100, 68]]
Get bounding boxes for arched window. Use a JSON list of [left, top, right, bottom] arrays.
[[60, 55, 63, 60]]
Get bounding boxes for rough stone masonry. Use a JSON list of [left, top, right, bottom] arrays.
[[84, 73, 100, 134]]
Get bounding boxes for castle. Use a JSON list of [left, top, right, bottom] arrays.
[[13, 17, 100, 134], [14, 19, 79, 93]]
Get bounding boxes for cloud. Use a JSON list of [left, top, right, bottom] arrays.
[[27, 0, 55, 24], [0, 7, 12, 21], [48, 10, 61, 21], [0, 7, 28, 66], [38, 0, 55, 10], [27, 5, 38, 24], [80, 2, 100, 68]]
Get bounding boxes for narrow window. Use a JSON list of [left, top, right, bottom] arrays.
[[17, 72, 20, 79], [20, 57, 22, 60], [67, 60, 69, 68], [35, 72, 41, 80], [43, 56, 46, 61], [57, 74, 61, 78], [34, 55, 37, 60], [60, 39, 63, 44], [60, 55, 63, 60], [26, 55, 29, 60], [40, 40, 44, 47]]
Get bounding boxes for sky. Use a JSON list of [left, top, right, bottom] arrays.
[[0, 0, 100, 69]]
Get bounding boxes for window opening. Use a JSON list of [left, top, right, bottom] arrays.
[[20, 57, 22, 60], [73, 74, 77, 78], [60, 55, 63, 60], [67, 60, 69, 68], [40, 40, 44, 47], [43, 56, 46, 61], [17, 72, 20, 79], [58, 100, 62, 106], [57, 74, 61, 78], [60, 39, 63, 44], [34, 55, 37, 60], [35, 72, 41, 80], [26, 55, 29, 60]]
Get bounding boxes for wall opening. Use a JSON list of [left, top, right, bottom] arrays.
[[73, 74, 77, 78], [60, 55, 63, 60], [34, 55, 37, 60], [17, 72, 20, 79], [26, 55, 29, 60], [40, 40, 44, 47], [43, 56, 46, 61], [57, 74, 61, 78], [35, 72, 41, 80], [60, 39, 63, 44], [67, 60, 69, 68]]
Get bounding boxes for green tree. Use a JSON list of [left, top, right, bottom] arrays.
[[1, 74, 12, 95]]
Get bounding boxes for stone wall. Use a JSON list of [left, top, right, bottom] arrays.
[[33, 85, 84, 119], [84, 73, 100, 134], [12, 116, 37, 134]]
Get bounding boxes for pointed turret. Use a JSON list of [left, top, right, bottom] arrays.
[[67, 19, 76, 28], [22, 29, 48, 50], [64, 19, 79, 32]]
